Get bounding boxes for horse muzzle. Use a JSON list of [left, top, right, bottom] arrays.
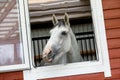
[[42, 48, 53, 63], [42, 44, 60, 63]]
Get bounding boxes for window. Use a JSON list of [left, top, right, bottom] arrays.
[[24, 0, 111, 80], [0, 0, 30, 72], [30, 0, 98, 67]]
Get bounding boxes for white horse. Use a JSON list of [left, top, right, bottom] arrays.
[[42, 13, 83, 65]]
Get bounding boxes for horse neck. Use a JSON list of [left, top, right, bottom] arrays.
[[69, 28, 79, 51], [69, 28, 83, 62]]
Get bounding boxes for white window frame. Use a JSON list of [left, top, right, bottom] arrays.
[[23, 0, 111, 80], [0, 0, 30, 72]]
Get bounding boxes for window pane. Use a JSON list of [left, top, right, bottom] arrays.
[[0, 0, 24, 66]]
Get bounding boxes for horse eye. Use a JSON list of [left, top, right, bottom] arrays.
[[61, 31, 67, 35]]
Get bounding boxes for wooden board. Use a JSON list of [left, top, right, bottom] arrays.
[[104, 9, 120, 20], [106, 28, 120, 39], [110, 58, 120, 69], [0, 71, 23, 80], [29, 0, 91, 23], [40, 73, 104, 80], [105, 19, 120, 29], [109, 48, 120, 59], [102, 0, 120, 10], [107, 38, 120, 49], [29, 0, 90, 11], [105, 69, 120, 79], [30, 12, 91, 23]]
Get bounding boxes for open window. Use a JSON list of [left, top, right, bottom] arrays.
[[30, 0, 98, 67], [24, 0, 111, 79], [0, 0, 30, 72]]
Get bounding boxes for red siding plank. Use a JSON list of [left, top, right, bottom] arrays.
[[110, 58, 120, 69], [0, 73, 3, 80], [0, 71, 23, 80], [105, 19, 120, 29], [107, 38, 120, 49], [109, 48, 120, 59], [41, 73, 104, 80], [40, 77, 68, 80], [68, 73, 104, 80], [105, 69, 120, 79], [102, 0, 120, 10], [106, 28, 120, 39], [104, 9, 120, 19], [105, 78, 120, 80]]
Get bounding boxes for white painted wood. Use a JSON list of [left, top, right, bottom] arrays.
[[24, 62, 104, 80], [90, 0, 111, 77]]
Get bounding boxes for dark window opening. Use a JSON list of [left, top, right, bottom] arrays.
[[31, 18, 98, 67], [29, 0, 98, 67]]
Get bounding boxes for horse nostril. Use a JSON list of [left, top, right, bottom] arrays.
[[48, 51, 52, 59], [42, 51, 53, 63]]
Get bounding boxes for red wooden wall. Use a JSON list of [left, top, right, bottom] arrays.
[[103, 0, 120, 80], [0, 71, 23, 80], [0, 0, 120, 80]]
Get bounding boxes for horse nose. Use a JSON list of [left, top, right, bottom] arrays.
[[42, 50, 53, 63], [42, 44, 60, 62], [42, 46, 53, 63]]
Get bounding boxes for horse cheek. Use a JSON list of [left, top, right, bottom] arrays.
[[63, 36, 71, 52]]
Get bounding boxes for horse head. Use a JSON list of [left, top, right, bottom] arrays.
[[42, 13, 72, 63]]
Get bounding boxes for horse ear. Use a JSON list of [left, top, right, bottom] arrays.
[[64, 13, 70, 26], [52, 14, 58, 25]]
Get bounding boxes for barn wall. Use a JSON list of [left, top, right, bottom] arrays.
[[103, 0, 120, 80], [0, 0, 120, 80]]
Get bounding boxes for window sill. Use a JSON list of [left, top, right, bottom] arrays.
[[24, 61, 105, 79]]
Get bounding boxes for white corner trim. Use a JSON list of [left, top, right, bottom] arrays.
[[19, 0, 30, 68], [96, 0, 111, 77], [90, 0, 111, 77], [23, 0, 111, 79]]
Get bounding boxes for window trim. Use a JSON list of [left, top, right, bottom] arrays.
[[0, 0, 30, 72], [24, 0, 111, 79]]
